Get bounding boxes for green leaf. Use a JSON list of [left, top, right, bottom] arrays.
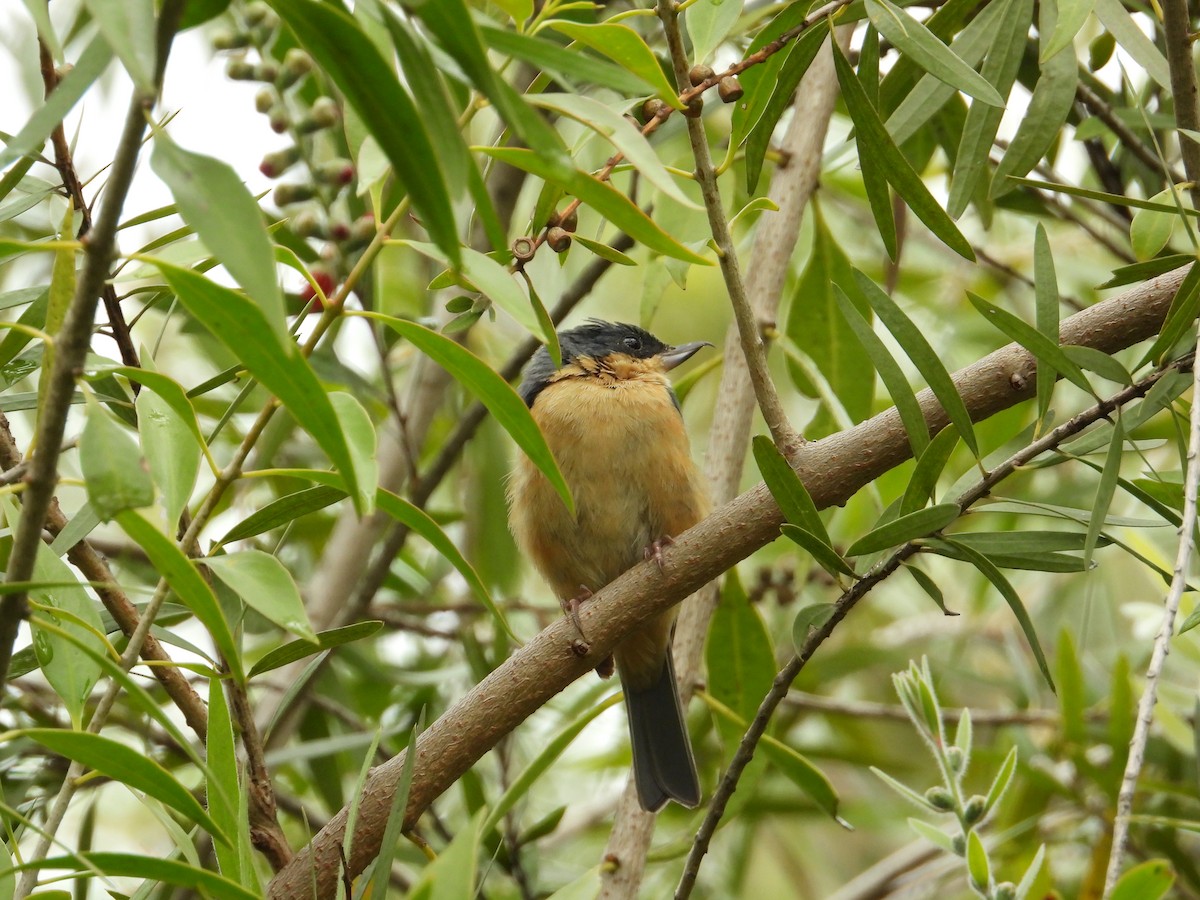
[[401, 241, 556, 349], [1084, 420, 1123, 573], [248, 621, 383, 679], [1099, 254, 1193, 289], [367, 712, 424, 897], [1042, 0, 1093, 60], [206, 551, 317, 643], [329, 392, 377, 517], [847, 504, 960, 556], [832, 43, 974, 261], [407, 0, 571, 178], [951, 531, 1102, 554], [0, 36, 113, 168], [1062, 346, 1132, 384], [753, 435, 826, 540], [1016, 845, 1048, 900], [947, 0, 1030, 218], [785, 205, 874, 430], [266, 0, 461, 266], [781, 525, 858, 579], [1056, 630, 1085, 745], [730, 1, 808, 151], [152, 261, 363, 513], [871, 765, 937, 810], [984, 746, 1018, 814], [744, 22, 829, 193], [966, 291, 1092, 394], [478, 147, 710, 265], [357, 311, 572, 516], [909, 817, 957, 853], [1093, 0, 1170, 89], [16, 730, 230, 845], [80, 399, 155, 521], [706, 571, 775, 747], [0, 839, 12, 900], [759, 734, 843, 823], [95, 366, 210, 462], [571, 234, 637, 266], [1138, 262, 1200, 367], [857, 271, 978, 454], [928, 538, 1055, 690], [218, 485, 345, 546], [687, 0, 744, 64], [866, 0, 1003, 106], [480, 27, 655, 95], [409, 809, 485, 900], [116, 509, 242, 681], [900, 426, 959, 515], [1033, 225, 1061, 426], [966, 828, 991, 892], [1130, 188, 1182, 261], [17, 853, 257, 898], [905, 562, 958, 614], [550, 21, 685, 110], [483, 694, 622, 835], [150, 133, 285, 339], [206, 678, 246, 886], [83, 0, 155, 91], [136, 379, 201, 528], [528, 94, 700, 209], [834, 285, 930, 458], [993, 3, 1078, 196]]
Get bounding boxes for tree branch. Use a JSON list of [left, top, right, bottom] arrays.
[[266, 265, 1192, 899], [1162, 0, 1200, 207]]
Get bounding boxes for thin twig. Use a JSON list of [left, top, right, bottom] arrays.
[[1075, 79, 1184, 186], [1102, 351, 1200, 895], [782, 691, 1097, 726], [674, 355, 1193, 899], [656, 0, 803, 457]]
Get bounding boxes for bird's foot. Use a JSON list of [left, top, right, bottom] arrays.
[[561, 585, 594, 639], [643, 535, 675, 570]]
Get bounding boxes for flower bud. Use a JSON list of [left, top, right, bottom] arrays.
[[213, 30, 251, 50], [945, 746, 965, 774], [255, 87, 275, 114], [963, 795, 987, 825], [279, 48, 314, 87], [273, 182, 317, 206], [924, 786, 955, 811], [254, 62, 279, 83], [259, 146, 301, 178], [315, 159, 355, 186], [268, 106, 291, 134], [292, 210, 324, 239], [226, 59, 257, 80]]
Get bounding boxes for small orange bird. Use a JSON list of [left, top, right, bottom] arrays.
[[508, 320, 711, 811]]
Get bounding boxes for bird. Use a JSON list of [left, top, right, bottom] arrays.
[[508, 319, 712, 811]]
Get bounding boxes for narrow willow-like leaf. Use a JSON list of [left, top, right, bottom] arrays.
[[480, 27, 654, 95], [847, 504, 960, 556], [706, 571, 775, 748], [18, 730, 230, 845], [900, 426, 959, 515], [550, 22, 685, 110], [80, 399, 154, 521], [1033, 226, 1061, 427], [866, 0, 1003, 105], [781, 525, 859, 579], [687, 0, 745, 64], [266, 0, 461, 266], [1099, 255, 1192, 288], [928, 539, 1055, 690], [218, 486, 343, 546], [834, 286, 930, 458], [0, 35, 112, 167], [367, 710, 425, 897], [22, 853, 257, 898], [153, 261, 363, 512], [730, 2, 808, 150], [477, 148, 710, 265], [947, 0, 1031, 218], [1055, 630, 1085, 745], [966, 292, 1092, 394], [150, 133, 285, 337], [207, 551, 317, 643], [248, 621, 383, 678], [1093, 0, 1170, 89], [856, 272, 978, 454], [905, 562, 957, 614], [206, 677, 245, 885], [571, 234, 636, 266], [753, 435, 827, 541], [1085, 419, 1123, 570], [833, 44, 974, 260], [116, 509, 242, 681], [1138, 262, 1200, 366]]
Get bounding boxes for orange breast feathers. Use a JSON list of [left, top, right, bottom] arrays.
[[507, 369, 710, 608]]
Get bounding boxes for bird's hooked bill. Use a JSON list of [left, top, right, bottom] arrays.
[[659, 340, 713, 370]]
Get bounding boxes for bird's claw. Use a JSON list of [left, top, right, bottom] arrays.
[[644, 535, 675, 570], [561, 586, 594, 641]]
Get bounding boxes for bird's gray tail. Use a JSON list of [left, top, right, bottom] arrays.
[[625, 648, 700, 812]]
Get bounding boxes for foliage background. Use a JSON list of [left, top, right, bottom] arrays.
[[0, 0, 1198, 898]]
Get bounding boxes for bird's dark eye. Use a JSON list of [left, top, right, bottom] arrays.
[[623, 336, 642, 351]]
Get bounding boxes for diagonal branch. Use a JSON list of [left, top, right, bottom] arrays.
[[266, 265, 1192, 899]]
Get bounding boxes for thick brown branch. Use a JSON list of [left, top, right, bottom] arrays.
[[267, 266, 1191, 899]]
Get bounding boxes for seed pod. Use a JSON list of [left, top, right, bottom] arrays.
[[559, 208, 578, 233], [688, 64, 714, 86], [546, 226, 572, 253], [512, 236, 536, 262], [681, 96, 704, 118], [641, 98, 667, 123], [718, 76, 744, 103]]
